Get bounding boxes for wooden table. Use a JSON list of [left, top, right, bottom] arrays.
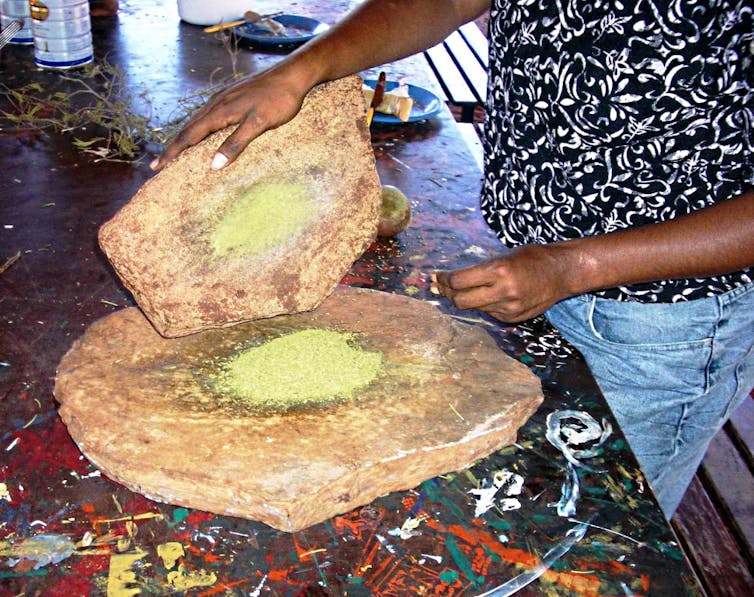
[[0, 1, 702, 594]]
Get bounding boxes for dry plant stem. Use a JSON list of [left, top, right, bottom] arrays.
[[0, 34, 245, 162], [0, 252, 21, 275]]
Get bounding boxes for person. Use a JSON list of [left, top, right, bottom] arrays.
[[150, 0, 754, 519]]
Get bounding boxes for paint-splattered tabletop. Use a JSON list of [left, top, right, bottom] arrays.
[[0, 1, 702, 595]]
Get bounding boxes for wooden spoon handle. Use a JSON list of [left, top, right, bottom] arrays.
[[203, 19, 246, 34]]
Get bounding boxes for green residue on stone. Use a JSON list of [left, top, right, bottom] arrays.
[[211, 180, 314, 256], [215, 329, 382, 412]]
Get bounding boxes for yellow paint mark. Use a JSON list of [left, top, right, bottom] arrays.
[[96, 512, 164, 525], [106, 548, 147, 597], [116, 536, 132, 553], [604, 476, 639, 509], [0, 482, 10, 502], [157, 542, 184, 570], [167, 564, 217, 591], [616, 463, 636, 480]]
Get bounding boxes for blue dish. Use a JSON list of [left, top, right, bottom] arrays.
[[232, 15, 329, 49], [364, 79, 442, 124]]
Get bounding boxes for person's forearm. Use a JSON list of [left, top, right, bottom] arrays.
[[275, 0, 490, 94], [557, 190, 754, 294]]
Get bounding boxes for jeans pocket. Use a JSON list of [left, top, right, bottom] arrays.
[[586, 298, 714, 396]]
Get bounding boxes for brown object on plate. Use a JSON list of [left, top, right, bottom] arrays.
[[99, 76, 381, 338], [55, 286, 543, 532]]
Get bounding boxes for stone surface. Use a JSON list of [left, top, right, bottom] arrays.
[[99, 76, 382, 337], [55, 287, 544, 532]]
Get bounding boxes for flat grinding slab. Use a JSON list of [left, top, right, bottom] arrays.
[[55, 287, 543, 532], [99, 75, 382, 338]]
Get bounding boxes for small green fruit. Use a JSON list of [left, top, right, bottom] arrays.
[[377, 185, 411, 238]]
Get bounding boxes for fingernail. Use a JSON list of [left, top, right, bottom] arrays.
[[211, 153, 229, 170], [149, 158, 159, 170]]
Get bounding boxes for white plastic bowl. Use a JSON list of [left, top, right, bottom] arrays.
[[176, 0, 249, 26]]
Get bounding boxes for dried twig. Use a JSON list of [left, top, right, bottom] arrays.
[[0, 251, 21, 275], [0, 35, 245, 162]]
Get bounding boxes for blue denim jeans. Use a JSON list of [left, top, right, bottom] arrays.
[[545, 282, 754, 518]]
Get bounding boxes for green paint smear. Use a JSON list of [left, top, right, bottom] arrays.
[[445, 535, 485, 587], [169, 507, 190, 526], [439, 569, 460, 583], [215, 329, 382, 411], [420, 480, 468, 521], [0, 569, 48, 578], [485, 518, 512, 532], [211, 180, 314, 256]]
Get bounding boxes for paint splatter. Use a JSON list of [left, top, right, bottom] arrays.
[[388, 515, 426, 539], [0, 533, 76, 570], [546, 410, 612, 516], [468, 470, 524, 517], [167, 564, 217, 590], [157, 541, 184, 569], [475, 519, 591, 596], [106, 548, 147, 597], [546, 410, 612, 470]]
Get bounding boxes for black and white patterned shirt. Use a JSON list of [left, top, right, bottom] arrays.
[[481, 0, 754, 302]]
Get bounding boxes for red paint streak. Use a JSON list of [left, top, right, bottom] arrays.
[[44, 554, 110, 596], [583, 558, 650, 592], [186, 510, 216, 526], [80, 503, 96, 514], [266, 567, 290, 583], [401, 495, 417, 510], [332, 506, 384, 541], [6, 418, 90, 477], [197, 577, 251, 596], [292, 533, 325, 563], [202, 551, 222, 564], [426, 521, 602, 597]]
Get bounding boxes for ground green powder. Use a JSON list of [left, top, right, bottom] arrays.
[[216, 329, 383, 410], [211, 180, 314, 256]]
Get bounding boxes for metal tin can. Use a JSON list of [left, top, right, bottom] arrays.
[[30, 0, 93, 69], [1, 0, 34, 45]]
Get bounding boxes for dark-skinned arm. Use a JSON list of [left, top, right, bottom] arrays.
[[434, 190, 754, 322], [151, 0, 491, 171]]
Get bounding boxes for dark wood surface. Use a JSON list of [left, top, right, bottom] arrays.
[[673, 392, 754, 596], [1, 1, 702, 594]]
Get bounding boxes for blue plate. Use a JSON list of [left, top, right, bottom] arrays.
[[364, 79, 442, 124], [232, 15, 329, 49]]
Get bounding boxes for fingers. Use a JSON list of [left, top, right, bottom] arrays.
[[150, 107, 232, 171], [150, 81, 303, 172], [211, 111, 270, 169], [149, 81, 257, 171], [431, 268, 499, 310]]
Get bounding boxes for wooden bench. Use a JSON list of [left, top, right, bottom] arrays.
[[423, 22, 488, 123], [672, 392, 754, 595]]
